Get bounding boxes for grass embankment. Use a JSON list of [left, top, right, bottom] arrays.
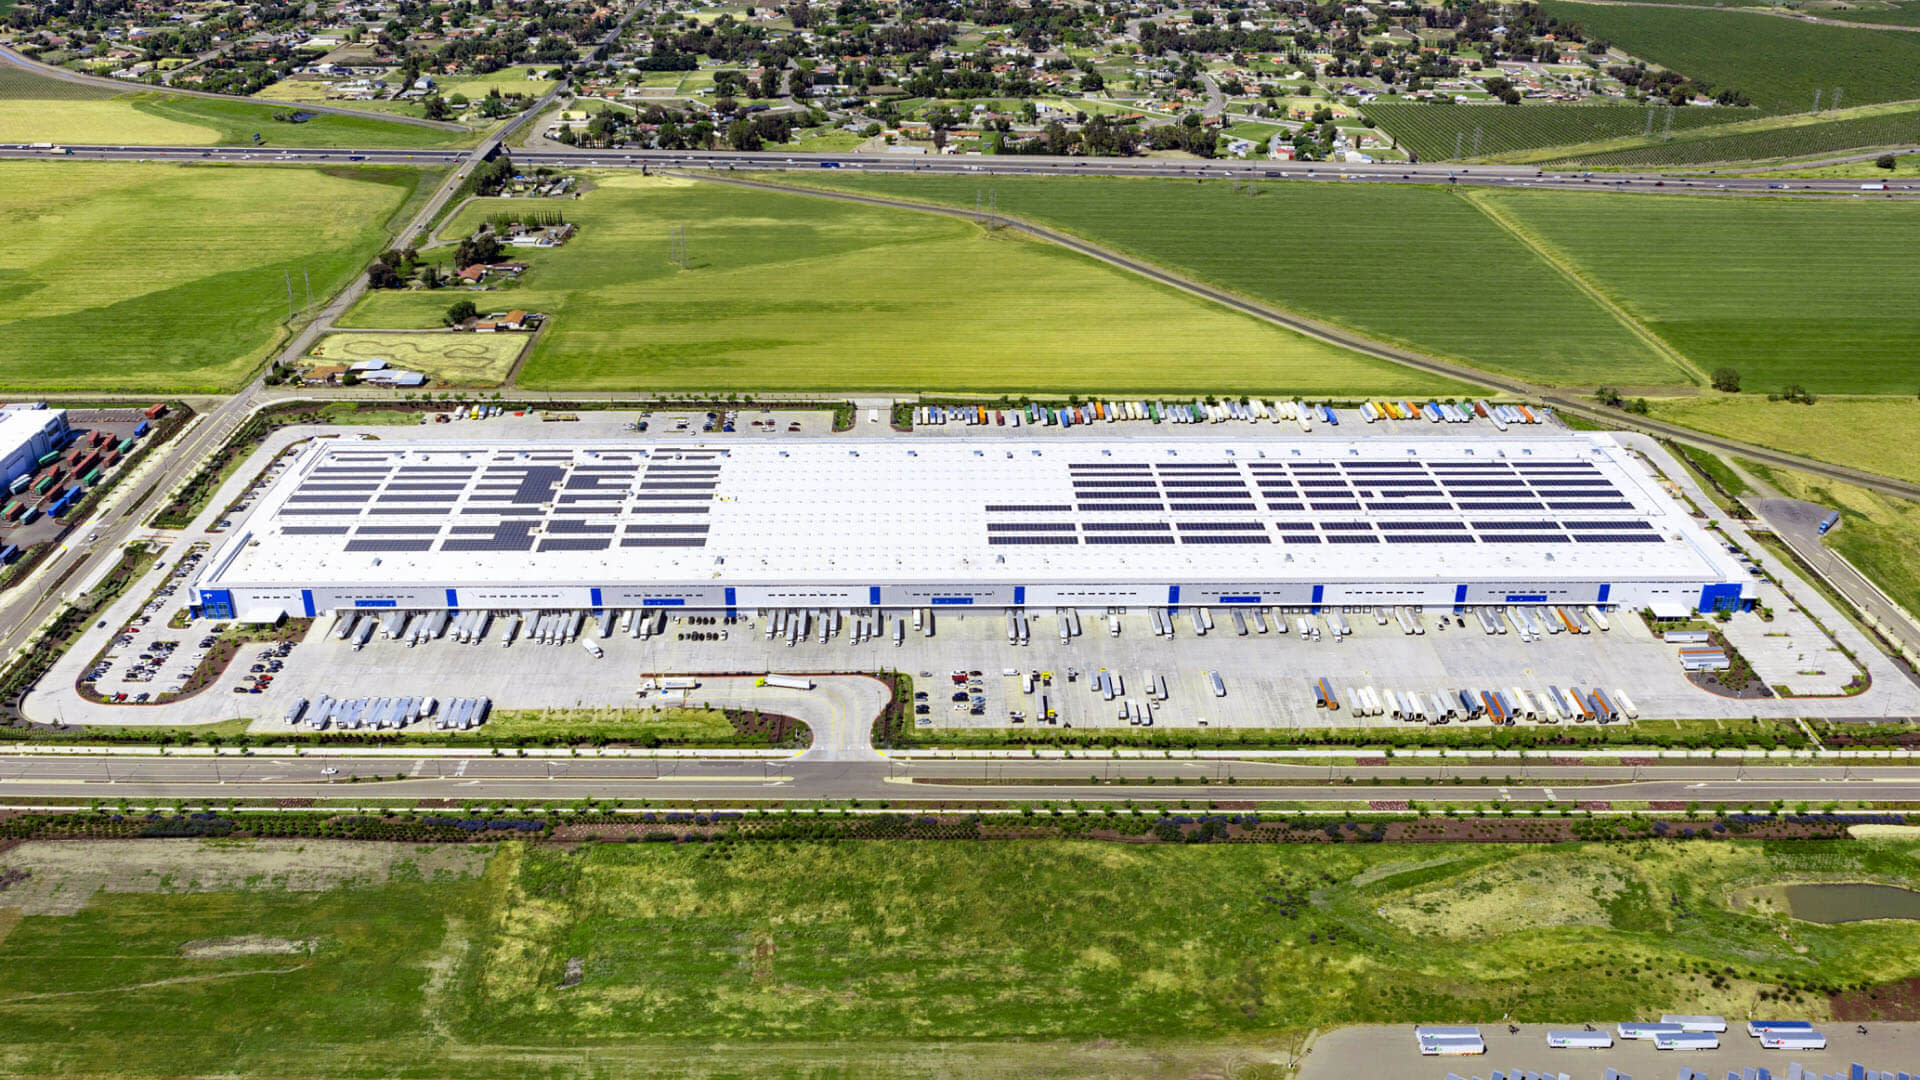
[[1539, 1, 1920, 115], [0, 163, 420, 392], [1652, 396, 1920, 485], [341, 174, 1469, 396], [778, 172, 1679, 388], [4, 836, 1920, 1077], [1742, 461, 1920, 621], [1670, 440, 1752, 516], [0, 64, 478, 148]]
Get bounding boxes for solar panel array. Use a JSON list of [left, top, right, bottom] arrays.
[[982, 455, 1659, 548], [269, 448, 715, 556]]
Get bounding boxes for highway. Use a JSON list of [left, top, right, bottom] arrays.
[[7, 752, 1920, 805], [1, 143, 1916, 198]]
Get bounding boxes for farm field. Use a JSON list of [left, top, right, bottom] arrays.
[[1550, 104, 1920, 167], [0, 64, 477, 148], [1651, 396, 1920, 486], [340, 174, 1461, 396], [4, 836, 1920, 1078], [0, 162, 418, 392], [780, 173, 1684, 387], [1539, 1, 1920, 114], [1742, 461, 1920, 620], [306, 332, 526, 386], [1365, 101, 1741, 162], [1480, 189, 1920, 393]]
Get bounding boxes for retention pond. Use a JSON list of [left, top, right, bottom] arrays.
[[1784, 883, 1920, 924]]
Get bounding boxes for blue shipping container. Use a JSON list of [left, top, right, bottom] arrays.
[[0, 544, 17, 564], [133, 420, 150, 437]]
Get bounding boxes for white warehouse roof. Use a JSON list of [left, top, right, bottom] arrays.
[[194, 432, 1748, 614]]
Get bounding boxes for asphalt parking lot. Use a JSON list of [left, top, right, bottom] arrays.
[[63, 596, 1894, 730]]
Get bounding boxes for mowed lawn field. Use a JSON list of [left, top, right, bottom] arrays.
[[1652, 396, 1920, 485], [3, 836, 1920, 1078], [342, 174, 1463, 396], [0, 162, 417, 391], [778, 173, 1685, 387], [1478, 190, 1920, 394], [0, 64, 478, 148]]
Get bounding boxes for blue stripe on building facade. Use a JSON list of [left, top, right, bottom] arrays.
[[1218, 595, 1261, 604], [1597, 583, 1611, 604], [445, 588, 459, 608], [1454, 584, 1469, 609], [590, 587, 603, 608], [1013, 586, 1025, 605], [1167, 585, 1181, 606], [301, 589, 316, 618], [1505, 593, 1548, 603], [642, 597, 686, 607], [1310, 584, 1324, 612], [930, 597, 974, 605], [869, 586, 881, 605]]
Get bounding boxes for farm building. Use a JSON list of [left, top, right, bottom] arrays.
[[190, 432, 1755, 620]]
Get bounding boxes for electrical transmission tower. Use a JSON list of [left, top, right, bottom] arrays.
[[669, 225, 688, 270]]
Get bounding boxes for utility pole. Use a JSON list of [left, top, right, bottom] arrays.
[[669, 225, 687, 270], [1832, 86, 1843, 111], [284, 270, 295, 321], [1812, 88, 1822, 114], [303, 268, 313, 311]]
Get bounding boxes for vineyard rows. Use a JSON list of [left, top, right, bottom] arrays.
[[0, 65, 122, 101], [1364, 101, 1738, 161], [1554, 107, 1920, 166]]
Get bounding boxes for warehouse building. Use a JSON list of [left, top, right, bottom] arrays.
[[191, 433, 1755, 620], [0, 406, 70, 492]]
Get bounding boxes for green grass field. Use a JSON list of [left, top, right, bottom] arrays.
[[1478, 189, 1920, 393], [1540, 1, 1920, 114], [1365, 101, 1742, 162], [4, 835, 1920, 1078], [1550, 104, 1920, 167], [779, 173, 1685, 387], [0, 64, 478, 148], [1652, 396, 1920, 485], [0, 162, 418, 391], [341, 174, 1461, 395]]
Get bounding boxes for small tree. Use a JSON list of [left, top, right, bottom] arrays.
[[1876, 153, 1897, 171], [1711, 366, 1741, 393], [445, 299, 478, 326]]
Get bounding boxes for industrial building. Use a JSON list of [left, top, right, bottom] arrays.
[[0, 406, 70, 491], [191, 433, 1755, 621]]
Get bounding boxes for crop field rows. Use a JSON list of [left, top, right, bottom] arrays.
[[1554, 105, 1920, 167], [1365, 101, 1740, 162], [1540, 1, 1920, 115]]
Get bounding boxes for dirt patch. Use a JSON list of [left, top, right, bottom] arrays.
[[179, 935, 314, 959], [1833, 977, 1920, 1021], [0, 839, 490, 915], [0, 907, 19, 947]]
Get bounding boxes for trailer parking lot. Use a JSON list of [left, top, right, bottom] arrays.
[[46, 590, 1915, 732]]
